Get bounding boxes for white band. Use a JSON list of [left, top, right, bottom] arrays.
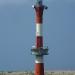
[[36, 23, 43, 36], [35, 56, 43, 63]]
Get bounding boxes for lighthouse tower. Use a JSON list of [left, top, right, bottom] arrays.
[[31, 0, 48, 75]]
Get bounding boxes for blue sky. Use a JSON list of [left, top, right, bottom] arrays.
[[0, 0, 75, 71]]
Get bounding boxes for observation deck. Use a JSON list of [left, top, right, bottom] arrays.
[[31, 47, 48, 56]]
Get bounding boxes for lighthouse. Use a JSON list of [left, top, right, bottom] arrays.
[[31, 0, 48, 75]]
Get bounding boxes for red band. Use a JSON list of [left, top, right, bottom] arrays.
[[35, 63, 44, 75], [36, 36, 43, 48], [35, 7, 44, 23]]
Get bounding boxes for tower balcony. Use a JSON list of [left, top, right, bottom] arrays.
[[31, 46, 48, 56]]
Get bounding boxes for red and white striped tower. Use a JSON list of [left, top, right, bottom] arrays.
[[31, 0, 48, 75]]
